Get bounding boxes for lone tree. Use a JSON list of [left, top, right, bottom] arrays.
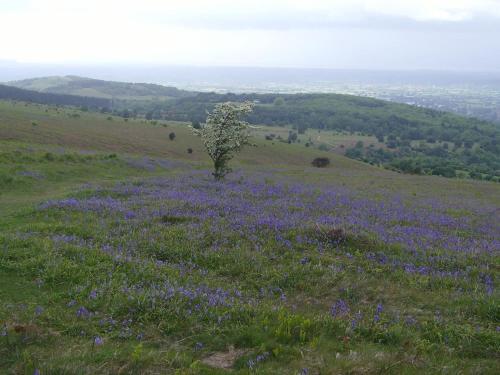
[[192, 101, 254, 180]]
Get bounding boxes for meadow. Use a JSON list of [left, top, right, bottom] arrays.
[[0, 101, 499, 374]]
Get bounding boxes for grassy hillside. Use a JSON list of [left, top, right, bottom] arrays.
[[8, 75, 193, 100], [0, 100, 499, 373], [0, 100, 368, 169], [0, 84, 110, 109], [4, 76, 499, 180]]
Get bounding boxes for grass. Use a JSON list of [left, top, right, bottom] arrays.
[[0, 100, 499, 374]]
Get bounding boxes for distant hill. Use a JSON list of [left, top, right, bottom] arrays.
[[0, 83, 110, 109], [7, 75, 194, 100]]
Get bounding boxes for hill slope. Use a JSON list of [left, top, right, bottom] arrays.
[[7, 75, 193, 100], [0, 100, 498, 373], [0, 83, 110, 109]]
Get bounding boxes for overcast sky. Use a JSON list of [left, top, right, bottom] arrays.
[[1, 0, 500, 70]]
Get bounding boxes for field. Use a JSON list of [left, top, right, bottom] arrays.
[[0, 100, 499, 374]]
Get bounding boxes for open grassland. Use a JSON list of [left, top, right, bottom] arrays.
[[0, 101, 356, 168], [0, 101, 499, 374]]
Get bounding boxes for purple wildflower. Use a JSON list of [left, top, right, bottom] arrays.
[[34, 306, 44, 316], [331, 299, 350, 318], [248, 351, 270, 369], [76, 306, 90, 319], [374, 303, 383, 323], [195, 342, 204, 350]]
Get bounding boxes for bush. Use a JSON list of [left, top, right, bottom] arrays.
[[169, 132, 176, 141], [312, 157, 330, 168], [187, 148, 193, 154]]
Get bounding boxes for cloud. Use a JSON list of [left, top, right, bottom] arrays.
[[0, 0, 499, 69], [10, 0, 500, 30]]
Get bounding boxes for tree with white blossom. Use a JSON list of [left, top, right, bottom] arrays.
[[192, 101, 254, 180]]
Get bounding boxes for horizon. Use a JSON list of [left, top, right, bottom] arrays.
[[3, 61, 500, 89]]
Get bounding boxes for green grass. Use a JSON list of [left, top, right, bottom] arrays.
[[0, 100, 499, 373]]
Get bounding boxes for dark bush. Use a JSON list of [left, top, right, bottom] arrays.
[[44, 152, 55, 161], [169, 132, 176, 141], [312, 157, 330, 168], [187, 148, 193, 154], [161, 215, 193, 224], [312, 225, 348, 246]]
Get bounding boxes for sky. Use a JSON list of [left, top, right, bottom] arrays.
[[1, 0, 500, 70]]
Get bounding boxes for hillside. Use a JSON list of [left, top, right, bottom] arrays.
[[0, 84, 110, 109], [0, 100, 499, 373], [143, 92, 500, 180], [2, 77, 499, 180], [7, 75, 193, 100]]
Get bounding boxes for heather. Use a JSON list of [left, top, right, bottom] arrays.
[[1, 159, 498, 373]]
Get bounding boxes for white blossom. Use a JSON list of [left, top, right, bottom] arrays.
[[192, 101, 254, 180]]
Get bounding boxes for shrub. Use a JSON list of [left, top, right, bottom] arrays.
[[44, 152, 55, 161], [169, 132, 176, 141], [161, 215, 193, 224], [187, 148, 193, 154], [312, 157, 330, 168], [314, 225, 348, 245]]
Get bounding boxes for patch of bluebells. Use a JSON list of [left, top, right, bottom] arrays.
[[247, 351, 270, 369], [40, 172, 499, 259], [76, 306, 91, 319], [331, 299, 350, 318], [374, 304, 383, 323], [194, 342, 204, 351], [34, 170, 499, 344], [34, 305, 44, 317]]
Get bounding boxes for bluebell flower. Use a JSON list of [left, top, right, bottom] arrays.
[[34, 306, 44, 316]]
